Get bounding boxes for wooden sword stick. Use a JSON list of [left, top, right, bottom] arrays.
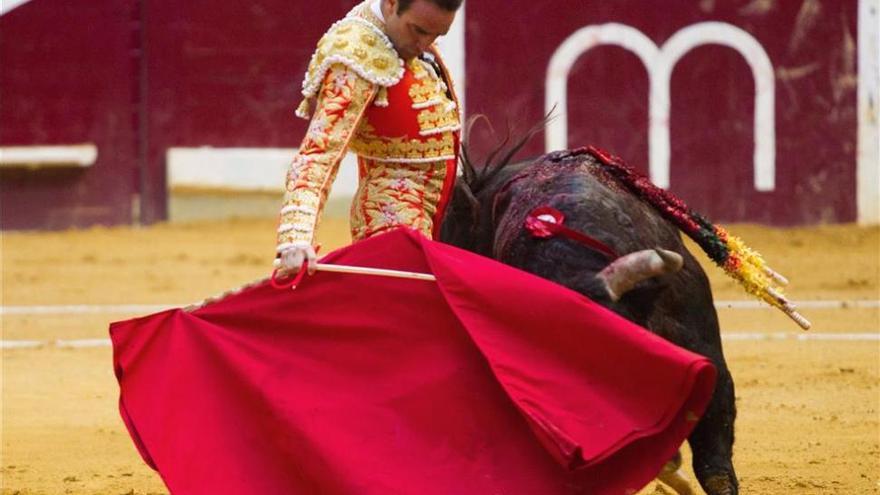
[[310, 263, 436, 282], [184, 263, 436, 312]]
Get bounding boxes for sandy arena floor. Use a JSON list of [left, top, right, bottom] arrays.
[[1, 212, 878, 494]]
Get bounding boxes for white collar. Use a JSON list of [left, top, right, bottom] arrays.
[[371, 0, 385, 23]]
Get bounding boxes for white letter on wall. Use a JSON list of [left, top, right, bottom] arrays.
[[546, 22, 776, 191]]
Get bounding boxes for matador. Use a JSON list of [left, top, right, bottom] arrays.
[[275, 0, 462, 273]]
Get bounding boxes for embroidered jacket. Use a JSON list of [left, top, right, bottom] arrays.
[[277, 0, 461, 257]]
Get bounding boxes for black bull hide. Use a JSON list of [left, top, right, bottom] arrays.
[[440, 148, 739, 495]]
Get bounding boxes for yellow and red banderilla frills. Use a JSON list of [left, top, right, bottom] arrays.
[[715, 227, 811, 330]]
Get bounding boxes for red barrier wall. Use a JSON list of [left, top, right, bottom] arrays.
[[0, 0, 140, 229], [0, 0, 331, 229], [0, 1, 863, 229], [139, 0, 341, 223], [465, 1, 860, 224]]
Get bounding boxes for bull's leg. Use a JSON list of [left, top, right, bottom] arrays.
[[657, 450, 696, 495], [688, 360, 738, 495]]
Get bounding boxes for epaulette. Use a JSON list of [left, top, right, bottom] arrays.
[[296, 16, 404, 119]]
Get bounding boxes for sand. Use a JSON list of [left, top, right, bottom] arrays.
[[2, 214, 878, 494]]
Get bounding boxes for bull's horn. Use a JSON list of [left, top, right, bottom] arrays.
[[597, 248, 684, 301]]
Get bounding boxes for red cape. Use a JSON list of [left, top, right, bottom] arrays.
[[111, 228, 715, 495]]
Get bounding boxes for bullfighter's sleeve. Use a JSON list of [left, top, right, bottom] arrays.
[[276, 64, 377, 253]]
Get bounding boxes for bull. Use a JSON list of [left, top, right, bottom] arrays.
[[440, 140, 739, 495]]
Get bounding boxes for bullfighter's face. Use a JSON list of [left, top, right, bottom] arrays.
[[382, 0, 456, 61]]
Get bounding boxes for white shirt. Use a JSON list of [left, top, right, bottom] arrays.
[[370, 0, 385, 23]]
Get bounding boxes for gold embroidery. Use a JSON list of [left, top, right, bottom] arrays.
[[350, 131, 457, 161], [297, 16, 403, 119], [407, 60, 431, 98], [417, 104, 459, 133], [350, 157, 452, 240], [361, 33, 377, 47], [410, 58, 428, 80], [279, 64, 376, 247], [409, 86, 435, 105], [405, 58, 459, 135]]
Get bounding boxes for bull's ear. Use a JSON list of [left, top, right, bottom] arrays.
[[596, 248, 683, 302]]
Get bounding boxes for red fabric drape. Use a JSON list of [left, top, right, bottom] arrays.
[[111, 228, 715, 495]]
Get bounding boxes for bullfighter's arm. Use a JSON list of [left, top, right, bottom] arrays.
[[276, 63, 377, 259]]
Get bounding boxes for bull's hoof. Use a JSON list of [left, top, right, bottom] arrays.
[[700, 473, 738, 495]]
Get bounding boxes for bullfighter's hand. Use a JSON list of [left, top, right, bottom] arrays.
[[276, 244, 318, 276]]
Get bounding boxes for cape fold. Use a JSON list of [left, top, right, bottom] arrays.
[[110, 228, 715, 495]]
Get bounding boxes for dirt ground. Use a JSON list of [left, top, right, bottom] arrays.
[[1, 206, 878, 494]]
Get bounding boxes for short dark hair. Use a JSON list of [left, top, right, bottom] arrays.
[[397, 0, 463, 14]]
